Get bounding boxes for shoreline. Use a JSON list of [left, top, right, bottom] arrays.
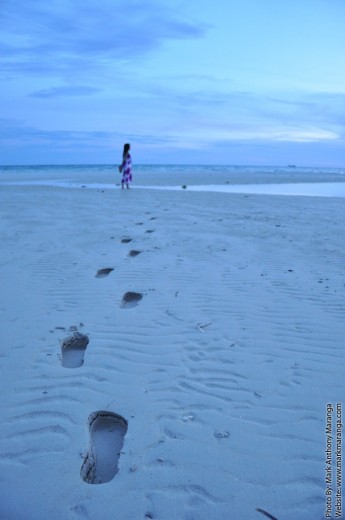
[[1, 179, 345, 197]]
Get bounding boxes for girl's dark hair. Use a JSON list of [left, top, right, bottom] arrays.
[[123, 143, 130, 158]]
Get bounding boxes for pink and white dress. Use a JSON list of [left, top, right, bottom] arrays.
[[120, 153, 132, 184]]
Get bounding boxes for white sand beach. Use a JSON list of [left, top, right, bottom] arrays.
[[0, 166, 344, 520]]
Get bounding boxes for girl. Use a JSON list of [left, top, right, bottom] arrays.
[[119, 143, 132, 189]]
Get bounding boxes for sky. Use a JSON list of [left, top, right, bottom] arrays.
[[1, 0, 345, 166]]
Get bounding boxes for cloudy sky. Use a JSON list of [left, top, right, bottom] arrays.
[[1, 0, 345, 166]]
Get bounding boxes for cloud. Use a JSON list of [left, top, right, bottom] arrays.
[[0, 0, 208, 77], [0, 119, 177, 149], [1, 117, 344, 167], [29, 86, 102, 98], [134, 84, 344, 142]]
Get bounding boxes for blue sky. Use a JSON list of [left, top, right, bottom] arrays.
[[1, 0, 345, 166]]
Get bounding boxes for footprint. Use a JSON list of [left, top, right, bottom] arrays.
[[61, 332, 89, 368], [121, 237, 132, 243], [145, 229, 155, 234], [128, 250, 141, 257], [121, 291, 143, 308], [81, 411, 128, 484], [95, 267, 114, 278]]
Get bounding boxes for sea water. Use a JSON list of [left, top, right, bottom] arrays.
[[1, 164, 345, 197]]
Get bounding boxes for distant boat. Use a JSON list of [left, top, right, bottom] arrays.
[[288, 164, 297, 168]]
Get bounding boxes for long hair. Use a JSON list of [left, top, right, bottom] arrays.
[[123, 143, 130, 160]]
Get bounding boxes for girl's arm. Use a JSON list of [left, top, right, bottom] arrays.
[[119, 157, 125, 172]]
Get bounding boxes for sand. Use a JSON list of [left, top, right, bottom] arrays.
[[0, 172, 344, 520]]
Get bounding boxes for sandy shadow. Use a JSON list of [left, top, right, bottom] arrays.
[[120, 291, 143, 308], [61, 332, 89, 368], [95, 268, 114, 278], [128, 250, 141, 257], [81, 411, 128, 484]]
